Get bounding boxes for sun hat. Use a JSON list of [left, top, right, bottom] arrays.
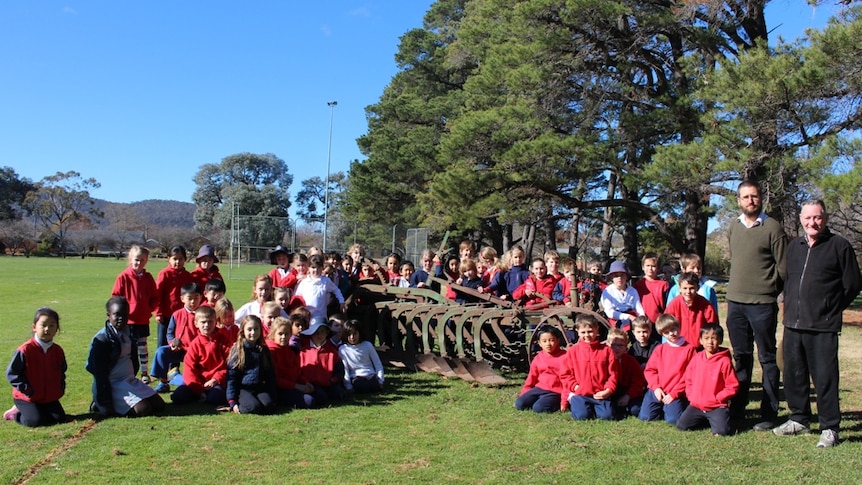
[[301, 318, 331, 337], [605, 261, 630, 277], [195, 244, 219, 264], [269, 245, 290, 265]]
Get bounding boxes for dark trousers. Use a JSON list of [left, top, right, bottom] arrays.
[[238, 389, 275, 414], [782, 327, 840, 432], [726, 301, 780, 421], [638, 390, 688, 424], [12, 398, 66, 427], [677, 405, 731, 436], [171, 384, 226, 405], [514, 387, 560, 413], [569, 395, 615, 420]]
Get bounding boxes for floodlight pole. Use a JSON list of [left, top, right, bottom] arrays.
[[323, 101, 337, 252]]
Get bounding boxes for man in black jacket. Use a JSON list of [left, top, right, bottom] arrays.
[[772, 200, 861, 448]]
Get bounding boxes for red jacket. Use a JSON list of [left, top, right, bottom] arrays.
[[684, 348, 739, 411], [219, 324, 239, 346], [112, 266, 158, 325], [190, 265, 224, 294], [266, 341, 301, 390], [168, 307, 199, 350], [643, 341, 696, 399], [269, 266, 295, 289], [633, 278, 669, 324], [6, 338, 66, 404], [665, 294, 718, 347], [560, 340, 619, 396], [520, 274, 558, 306], [299, 340, 342, 388], [182, 332, 230, 393], [520, 347, 567, 397], [155, 265, 194, 320], [615, 352, 646, 400]]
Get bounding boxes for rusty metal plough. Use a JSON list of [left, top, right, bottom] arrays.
[[347, 273, 610, 385]]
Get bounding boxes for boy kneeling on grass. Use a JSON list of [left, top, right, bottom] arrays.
[[561, 314, 619, 421], [676, 324, 739, 436], [638, 314, 696, 425]]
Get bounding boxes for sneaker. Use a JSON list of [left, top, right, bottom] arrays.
[[752, 421, 776, 432], [816, 429, 838, 448], [773, 419, 809, 436], [154, 382, 171, 394], [3, 405, 18, 421], [140, 374, 151, 385]]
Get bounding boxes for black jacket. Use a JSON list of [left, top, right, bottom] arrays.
[[783, 229, 861, 333], [85, 323, 139, 412]]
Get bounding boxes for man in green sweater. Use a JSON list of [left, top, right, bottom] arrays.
[[726, 180, 787, 431]]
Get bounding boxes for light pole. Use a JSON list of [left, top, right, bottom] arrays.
[[323, 100, 337, 252]]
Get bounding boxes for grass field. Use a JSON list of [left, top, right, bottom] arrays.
[[1, 257, 862, 483]]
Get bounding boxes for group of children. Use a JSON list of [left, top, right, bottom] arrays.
[[4, 243, 386, 425], [517, 313, 739, 436]]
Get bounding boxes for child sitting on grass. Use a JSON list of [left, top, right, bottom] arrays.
[[226, 316, 277, 414], [215, 298, 238, 344], [606, 328, 646, 419], [171, 306, 230, 405], [561, 314, 619, 421], [628, 316, 659, 369], [86, 296, 165, 418], [515, 326, 567, 413], [299, 320, 346, 407], [4, 307, 67, 427], [638, 314, 696, 425], [338, 320, 385, 394], [676, 324, 739, 436], [266, 317, 310, 409], [150, 282, 203, 394]]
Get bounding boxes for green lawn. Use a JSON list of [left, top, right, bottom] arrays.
[[1, 257, 861, 483]]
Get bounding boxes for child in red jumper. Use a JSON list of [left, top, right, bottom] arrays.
[[515, 326, 567, 413], [4, 307, 67, 426], [171, 306, 230, 405], [632, 252, 669, 324], [561, 314, 620, 420], [606, 328, 646, 419], [190, 245, 223, 296], [154, 245, 195, 349], [111, 244, 159, 384], [266, 317, 310, 408], [665, 272, 718, 347], [638, 314, 696, 424], [518, 258, 558, 306], [298, 321, 345, 407], [676, 324, 739, 436], [215, 298, 238, 344], [150, 282, 203, 393]]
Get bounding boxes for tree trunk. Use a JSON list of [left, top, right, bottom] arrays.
[[600, 172, 617, 270]]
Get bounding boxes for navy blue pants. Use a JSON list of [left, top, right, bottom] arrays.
[[514, 387, 560, 413]]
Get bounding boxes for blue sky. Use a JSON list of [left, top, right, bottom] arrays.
[[0, 1, 846, 213]]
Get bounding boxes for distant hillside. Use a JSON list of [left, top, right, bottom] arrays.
[[92, 199, 196, 229]]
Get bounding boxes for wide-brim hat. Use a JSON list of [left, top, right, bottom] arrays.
[[195, 244, 219, 264], [605, 261, 630, 277], [301, 319, 330, 337], [269, 245, 290, 265]]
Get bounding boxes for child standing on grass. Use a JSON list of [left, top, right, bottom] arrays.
[[86, 296, 165, 418], [268, 245, 292, 289], [154, 245, 194, 348], [600, 261, 645, 331], [4, 307, 67, 427], [632, 252, 669, 324], [111, 244, 159, 384], [606, 329, 646, 419], [676, 324, 739, 436], [339, 320, 385, 394], [201, 278, 226, 308], [294, 255, 346, 323], [638, 314, 696, 425], [515, 326, 567, 413], [226, 316, 277, 414], [234, 274, 274, 324], [150, 282, 203, 394], [171, 306, 230, 406], [266, 317, 309, 408], [190, 245, 223, 297], [665, 272, 718, 346], [561, 314, 619, 421]]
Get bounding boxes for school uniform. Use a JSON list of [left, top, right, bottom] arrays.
[[226, 342, 277, 414], [600, 285, 645, 331], [633, 277, 669, 324], [299, 339, 345, 406], [190, 265, 224, 294], [150, 306, 198, 380], [6, 337, 67, 426], [171, 331, 230, 405], [613, 352, 646, 418], [639, 339, 696, 424], [561, 340, 619, 420], [154, 265, 194, 347], [266, 341, 306, 408], [515, 348, 567, 413], [112, 266, 158, 326], [665, 294, 718, 347], [677, 348, 739, 435]]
